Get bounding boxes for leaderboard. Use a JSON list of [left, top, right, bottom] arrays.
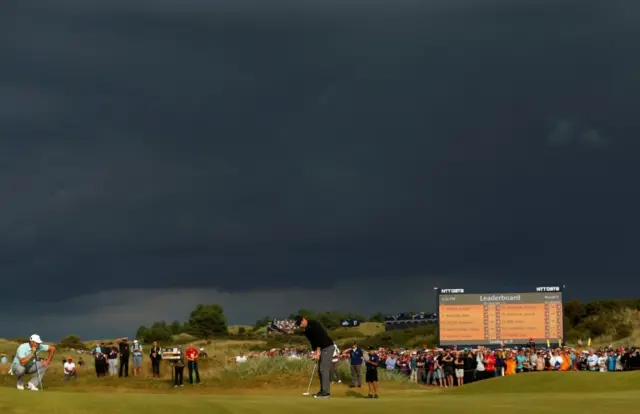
[[438, 289, 563, 346]]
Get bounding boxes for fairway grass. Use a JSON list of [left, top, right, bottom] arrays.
[[1, 372, 639, 413]]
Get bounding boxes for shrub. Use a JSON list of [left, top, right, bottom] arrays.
[[565, 328, 587, 343], [212, 356, 410, 385], [212, 356, 313, 380], [586, 320, 608, 337], [614, 322, 633, 340], [57, 334, 87, 350]]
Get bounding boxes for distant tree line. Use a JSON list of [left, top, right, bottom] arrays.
[[135, 304, 228, 343], [562, 299, 640, 342], [38, 298, 640, 348]]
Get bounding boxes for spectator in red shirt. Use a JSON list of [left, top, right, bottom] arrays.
[[483, 351, 496, 380], [185, 344, 201, 384]]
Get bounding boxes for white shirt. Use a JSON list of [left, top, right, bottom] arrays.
[[550, 355, 563, 368], [63, 362, 76, 374], [236, 355, 247, 363], [597, 356, 607, 372]]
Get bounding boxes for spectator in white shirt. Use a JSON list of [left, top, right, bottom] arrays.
[[236, 352, 247, 363], [597, 352, 607, 372], [63, 357, 78, 381], [586, 349, 599, 371]]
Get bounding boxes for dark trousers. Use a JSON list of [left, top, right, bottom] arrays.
[[95, 359, 106, 377], [188, 361, 200, 384], [417, 368, 427, 383], [174, 366, 184, 386], [318, 346, 333, 394], [350, 364, 362, 386], [152, 359, 160, 377], [119, 357, 129, 377]]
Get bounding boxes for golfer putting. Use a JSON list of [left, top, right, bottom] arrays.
[[294, 315, 335, 398], [12, 334, 56, 391]]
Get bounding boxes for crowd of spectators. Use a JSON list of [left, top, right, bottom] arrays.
[[246, 341, 640, 387]]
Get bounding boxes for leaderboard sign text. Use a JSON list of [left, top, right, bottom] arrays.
[[437, 287, 564, 346]]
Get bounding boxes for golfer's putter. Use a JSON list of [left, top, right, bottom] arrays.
[[302, 362, 317, 396], [34, 356, 43, 391]]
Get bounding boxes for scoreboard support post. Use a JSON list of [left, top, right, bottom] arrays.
[[434, 287, 440, 348]]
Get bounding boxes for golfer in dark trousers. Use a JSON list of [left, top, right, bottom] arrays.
[[295, 315, 335, 398]]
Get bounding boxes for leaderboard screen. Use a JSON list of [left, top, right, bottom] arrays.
[[438, 291, 563, 346]]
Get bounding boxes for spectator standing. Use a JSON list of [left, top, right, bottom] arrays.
[[464, 350, 476, 384], [494, 350, 505, 377], [409, 352, 418, 383], [426, 352, 435, 385], [185, 343, 201, 384], [416, 353, 427, 384], [516, 349, 527, 373], [106, 343, 119, 376], [535, 351, 545, 371], [64, 357, 78, 381], [150, 342, 162, 379], [92, 343, 106, 377], [442, 350, 455, 386], [173, 346, 185, 387], [364, 347, 379, 399], [483, 350, 496, 380], [348, 341, 363, 388], [132, 340, 143, 377], [117, 338, 130, 378], [475, 350, 485, 380], [385, 353, 397, 372], [454, 352, 465, 385], [433, 352, 445, 387]]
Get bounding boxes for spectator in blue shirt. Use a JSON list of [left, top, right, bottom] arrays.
[[348, 341, 364, 388], [385, 353, 397, 372], [516, 349, 527, 373]]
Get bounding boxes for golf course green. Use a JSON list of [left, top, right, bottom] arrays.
[[1, 372, 638, 413]]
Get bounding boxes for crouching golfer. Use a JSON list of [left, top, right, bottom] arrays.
[[12, 334, 56, 391], [294, 315, 335, 398]]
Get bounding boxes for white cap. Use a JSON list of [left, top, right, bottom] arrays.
[[134, 340, 138, 343], [29, 334, 43, 344]]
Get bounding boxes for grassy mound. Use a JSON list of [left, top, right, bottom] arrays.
[[451, 371, 640, 395]]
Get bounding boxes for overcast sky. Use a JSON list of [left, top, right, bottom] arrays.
[[1, 0, 639, 341]]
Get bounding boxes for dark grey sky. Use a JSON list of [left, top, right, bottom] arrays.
[[1, 0, 639, 341]]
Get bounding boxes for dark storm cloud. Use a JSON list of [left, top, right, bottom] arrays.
[[1, 0, 639, 323]]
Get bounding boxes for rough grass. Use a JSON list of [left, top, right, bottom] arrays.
[[1, 372, 640, 413], [0, 355, 410, 392]]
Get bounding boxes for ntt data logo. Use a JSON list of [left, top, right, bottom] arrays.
[[441, 288, 465, 293], [536, 286, 560, 292]]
